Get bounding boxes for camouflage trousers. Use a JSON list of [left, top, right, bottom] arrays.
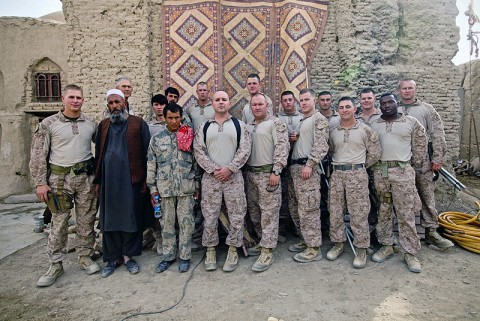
[[160, 195, 194, 261], [416, 170, 439, 228], [47, 172, 97, 263], [373, 166, 421, 255], [328, 168, 370, 248], [285, 171, 300, 233], [201, 171, 247, 247], [290, 165, 322, 247], [246, 172, 280, 249]]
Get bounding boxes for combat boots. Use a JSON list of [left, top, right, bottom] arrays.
[[404, 253, 422, 273], [252, 248, 274, 272], [293, 247, 322, 263], [223, 246, 239, 272], [204, 247, 217, 271], [372, 245, 394, 263], [425, 228, 454, 249], [326, 243, 344, 261], [353, 248, 367, 269], [37, 262, 64, 287], [79, 256, 100, 275], [288, 239, 307, 252]]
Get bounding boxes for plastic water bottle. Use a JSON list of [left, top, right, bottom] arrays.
[[154, 195, 162, 219]]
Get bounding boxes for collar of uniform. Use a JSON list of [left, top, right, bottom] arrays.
[[210, 114, 236, 124], [195, 101, 212, 108], [336, 119, 360, 131], [57, 111, 86, 122], [278, 109, 300, 116], [357, 108, 381, 117], [249, 114, 273, 125], [300, 110, 319, 122], [375, 114, 408, 123], [400, 99, 420, 107]]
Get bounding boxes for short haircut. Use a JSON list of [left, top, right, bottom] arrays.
[[63, 84, 83, 96], [165, 86, 180, 96], [250, 92, 268, 105], [247, 73, 260, 81], [115, 76, 131, 86], [360, 88, 375, 95], [151, 94, 168, 106], [338, 96, 355, 104], [317, 90, 331, 97], [281, 90, 295, 98], [197, 81, 208, 87], [163, 102, 183, 117], [379, 93, 398, 100], [299, 88, 315, 96], [398, 78, 416, 88]]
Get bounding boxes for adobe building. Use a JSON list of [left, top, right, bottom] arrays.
[[0, 0, 475, 199]]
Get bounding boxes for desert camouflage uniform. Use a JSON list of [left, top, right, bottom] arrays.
[[290, 111, 329, 247], [322, 110, 341, 131], [277, 110, 303, 226], [186, 101, 215, 133], [146, 126, 196, 261], [328, 121, 381, 248], [370, 115, 427, 254], [29, 111, 97, 263], [194, 116, 251, 247], [399, 99, 446, 229], [246, 116, 289, 248], [356, 109, 382, 126]]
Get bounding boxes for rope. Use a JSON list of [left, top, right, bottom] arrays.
[[439, 201, 480, 254]]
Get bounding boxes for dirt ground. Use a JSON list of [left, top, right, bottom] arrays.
[[1, 179, 479, 321]]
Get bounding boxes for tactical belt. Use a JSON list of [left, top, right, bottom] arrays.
[[245, 164, 274, 173], [50, 158, 94, 176], [373, 160, 410, 177], [333, 164, 364, 171], [290, 158, 308, 166]]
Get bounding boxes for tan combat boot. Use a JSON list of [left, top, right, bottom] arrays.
[[372, 245, 394, 263], [204, 247, 217, 271], [326, 243, 344, 261], [353, 248, 367, 269], [404, 253, 422, 273], [425, 228, 454, 249], [247, 244, 262, 256], [252, 248, 274, 272], [79, 256, 100, 275], [37, 262, 64, 287], [293, 247, 322, 263], [223, 246, 239, 272], [288, 239, 307, 252]]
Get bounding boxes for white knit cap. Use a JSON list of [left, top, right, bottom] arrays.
[[106, 89, 125, 99]]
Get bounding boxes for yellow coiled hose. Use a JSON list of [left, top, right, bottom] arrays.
[[439, 201, 480, 254]]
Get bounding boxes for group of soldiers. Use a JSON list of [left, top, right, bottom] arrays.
[[30, 74, 453, 288]]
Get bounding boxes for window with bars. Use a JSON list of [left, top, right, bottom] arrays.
[[34, 73, 61, 102]]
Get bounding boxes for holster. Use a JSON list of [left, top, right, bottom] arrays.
[[47, 192, 74, 213]]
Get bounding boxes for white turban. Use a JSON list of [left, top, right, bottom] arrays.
[[106, 89, 125, 99]]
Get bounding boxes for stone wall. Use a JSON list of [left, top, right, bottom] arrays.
[[0, 17, 67, 198], [311, 0, 462, 163]]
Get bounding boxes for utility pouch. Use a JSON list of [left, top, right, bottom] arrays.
[[379, 191, 393, 204], [47, 192, 74, 213]]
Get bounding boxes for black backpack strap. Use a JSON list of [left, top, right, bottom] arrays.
[[203, 118, 241, 151], [231, 117, 241, 152], [203, 120, 212, 147]]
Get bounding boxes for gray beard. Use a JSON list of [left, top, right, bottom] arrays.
[[110, 110, 127, 123]]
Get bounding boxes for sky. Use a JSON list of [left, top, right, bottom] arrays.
[[0, 0, 478, 66]]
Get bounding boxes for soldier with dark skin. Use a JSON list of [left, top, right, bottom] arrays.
[[371, 93, 426, 273], [30, 84, 99, 287]]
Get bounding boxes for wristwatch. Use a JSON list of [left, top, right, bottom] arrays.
[[273, 168, 282, 176]]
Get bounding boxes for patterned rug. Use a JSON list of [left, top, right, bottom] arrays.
[[163, 0, 329, 118]]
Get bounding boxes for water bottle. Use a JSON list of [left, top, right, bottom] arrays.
[[154, 195, 162, 219]]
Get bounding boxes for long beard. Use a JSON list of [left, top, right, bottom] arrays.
[[110, 108, 127, 124]]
